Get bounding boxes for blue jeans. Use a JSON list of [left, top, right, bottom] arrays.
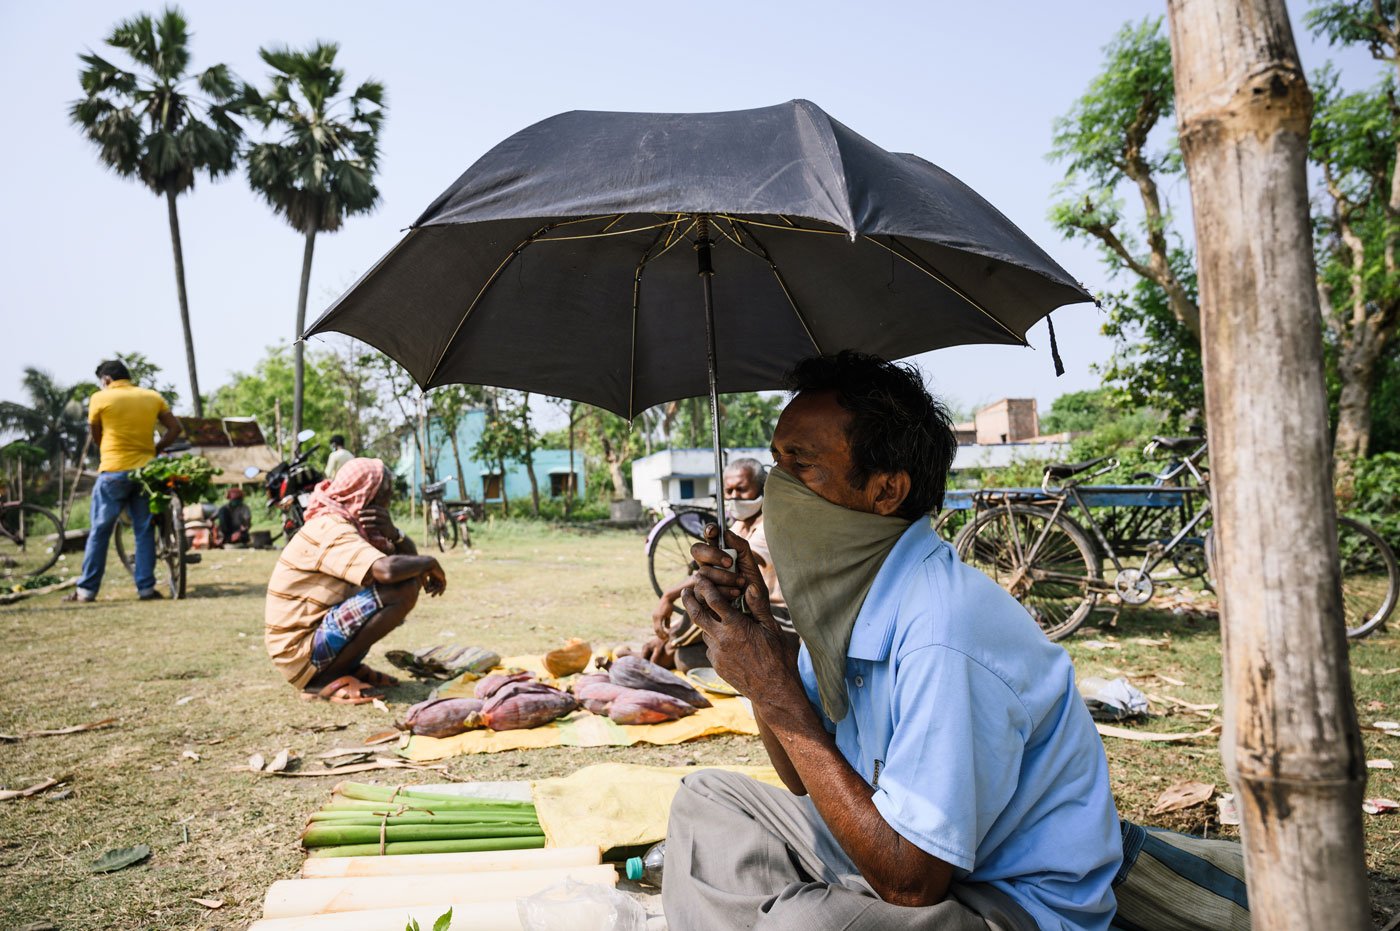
[[77, 471, 155, 596]]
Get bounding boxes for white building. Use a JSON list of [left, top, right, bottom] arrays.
[[630, 447, 773, 512]]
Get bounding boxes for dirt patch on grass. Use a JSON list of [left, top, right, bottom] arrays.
[[1, 523, 1397, 927]]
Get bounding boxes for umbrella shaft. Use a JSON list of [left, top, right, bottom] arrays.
[[696, 218, 729, 541]]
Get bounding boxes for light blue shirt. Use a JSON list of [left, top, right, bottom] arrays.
[[797, 519, 1121, 931]]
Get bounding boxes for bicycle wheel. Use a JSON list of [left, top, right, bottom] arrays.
[[646, 510, 712, 601], [433, 504, 458, 552], [154, 494, 187, 600], [1338, 516, 1398, 639], [933, 508, 972, 542], [0, 503, 64, 581], [955, 503, 1101, 641], [113, 513, 134, 574]]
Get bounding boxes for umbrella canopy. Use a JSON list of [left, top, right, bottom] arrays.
[[307, 99, 1092, 420]]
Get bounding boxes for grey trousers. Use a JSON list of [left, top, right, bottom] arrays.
[[662, 769, 1040, 931]]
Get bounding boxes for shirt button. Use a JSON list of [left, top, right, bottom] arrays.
[[854, 675, 864, 688]]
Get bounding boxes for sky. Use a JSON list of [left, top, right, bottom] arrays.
[[0, 0, 1379, 427]]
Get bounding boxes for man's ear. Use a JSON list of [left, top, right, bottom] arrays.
[[870, 471, 911, 517]]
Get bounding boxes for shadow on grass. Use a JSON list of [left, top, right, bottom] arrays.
[[186, 580, 266, 599], [1085, 605, 1222, 644]]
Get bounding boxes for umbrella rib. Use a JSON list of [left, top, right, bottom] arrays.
[[733, 220, 823, 355], [629, 226, 672, 420], [714, 214, 846, 237], [424, 223, 557, 386], [864, 235, 1028, 346]]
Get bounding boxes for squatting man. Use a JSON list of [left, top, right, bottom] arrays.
[[665, 351, 1121, 931]]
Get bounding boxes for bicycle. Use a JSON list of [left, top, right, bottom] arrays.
[[644, 500, 718, 603], [422, 478, 481, 551], [950, 437, 1398, 641], [112, 444, 199, 600], [0, 492, 65, 583]]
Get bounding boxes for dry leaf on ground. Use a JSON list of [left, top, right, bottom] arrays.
[[180, 750, 200, 763], [362, 730, 400, 746], [267, 749, 295, 772], [1364, 798, 1400, 815], [247, 753, 266, 773], [190, 898, 223, 909], [1369, 759, 1395, 770], [1151, 780, 1215, 815]]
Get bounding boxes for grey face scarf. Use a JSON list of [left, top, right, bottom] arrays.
[[762, 465, 911, 721]]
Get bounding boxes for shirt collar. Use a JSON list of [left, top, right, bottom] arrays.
[[846, 517, 943, 661], [109, 379, 133, 388]]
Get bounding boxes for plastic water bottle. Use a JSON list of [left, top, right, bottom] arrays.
[[624, 841, 665, 888]]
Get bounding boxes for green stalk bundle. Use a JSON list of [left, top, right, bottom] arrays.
[[306, 836, 548, 858], [331, 782, 534, 808], [305, 783, 545, 857], [302, 823, 545, 847], [307, 810, 539, 826]]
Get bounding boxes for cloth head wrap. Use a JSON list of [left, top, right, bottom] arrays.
[[762, 465, 911, 721], [303, 457, 394, 553]]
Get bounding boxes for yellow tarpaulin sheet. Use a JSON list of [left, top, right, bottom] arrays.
[[531, 762, 785, 851], [399, 655, 760, 762]]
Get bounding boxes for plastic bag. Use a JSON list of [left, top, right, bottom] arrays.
[[1077, 676, 1150, 721], [517, 879, 646, 931]]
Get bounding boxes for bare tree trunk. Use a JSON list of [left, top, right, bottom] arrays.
[[293, 228, 318, 438], [165, 189, 203, 416], [522, 393, 540, 517], [565, 402, 577, 517], [1166, 3, 1370, 929], [1334, 352, 1378, 464], [497, 456, 510, 516], [446, 425, 468, 505]]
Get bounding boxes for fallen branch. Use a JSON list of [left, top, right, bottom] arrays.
[[0, 577, 77, 605], [1095, 723, 1221, 743], [0, 775, 71, 801], [0, 717, 118, 743]]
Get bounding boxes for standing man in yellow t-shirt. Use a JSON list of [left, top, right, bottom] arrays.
[[67, 360, 183, 602]]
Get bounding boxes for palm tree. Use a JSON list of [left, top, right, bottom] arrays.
[[0, 369, 94, 507], [70, 7, 243, 417], [243, 42, 385, 438]]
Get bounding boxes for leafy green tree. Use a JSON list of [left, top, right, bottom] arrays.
[[243, 42, 386, 439], [0, 369, 94, 503], [430, 384, 488, 503], [1046, 18, 1203, 427], [471, 389, 542, 516], [70, 7, 243, 416], [206, 346, 349, 454], [113, 351, 179, 408], [1304, 4, 1400, 464], [1039, 388, 1117, 434], [661, 391, 783, 449]]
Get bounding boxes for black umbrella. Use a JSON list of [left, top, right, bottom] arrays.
[[307, 99, 1091, 528]]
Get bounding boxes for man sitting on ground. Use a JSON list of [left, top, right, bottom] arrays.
[[668, 352, 1120, 931], [68, 359, 183, 602], [216, 487, 252, 547], [264, 457, 446, 704], [644, 457, 788, 671]]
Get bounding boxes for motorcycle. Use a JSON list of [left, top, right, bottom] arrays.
[[244, 429, 323, 541]]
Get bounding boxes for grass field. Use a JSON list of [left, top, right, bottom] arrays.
[[2, 521, 1399, 929]]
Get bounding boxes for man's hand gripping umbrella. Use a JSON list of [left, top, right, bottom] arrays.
[[680, 522, 798, 705]]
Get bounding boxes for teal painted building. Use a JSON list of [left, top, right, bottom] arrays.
[[396, 409, 584, 504]]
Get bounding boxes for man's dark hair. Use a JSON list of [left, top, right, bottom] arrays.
[[95, 360, 131, 381], [785, 351, 957, 520], [330, 434, 346, 447]]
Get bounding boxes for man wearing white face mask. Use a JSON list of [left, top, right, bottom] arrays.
[[645, 458, 788, 671]]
